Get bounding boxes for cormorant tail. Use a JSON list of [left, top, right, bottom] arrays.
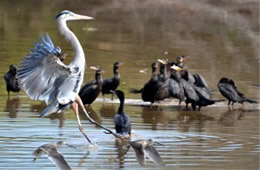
[[213, 99, 226, 103], [129, 88, 143, 94], [243, 98, 258, 104]]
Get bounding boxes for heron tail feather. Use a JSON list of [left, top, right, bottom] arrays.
[[40, 101, 59, 118]]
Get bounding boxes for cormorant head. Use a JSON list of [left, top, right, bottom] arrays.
[[9, 65, 17, 75], [111, 90, 125, 102], [56, 10, 94, 21], [90, 65, 104, 75], [151, 62, 158, 73], [176, 55, 190, 65], [151, 62, 158, 69], [219, 77, 235, 86], [114, 62, 123, 69]]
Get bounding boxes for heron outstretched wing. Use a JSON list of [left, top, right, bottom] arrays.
[[17, 34, 74, 104]]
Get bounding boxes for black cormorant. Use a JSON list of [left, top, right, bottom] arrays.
[[79, 66, 104, 105], [129, 62, 161, 103], [218, 77, 258, 105], [173, 68, 218, 110], [154, 61, 187, 104], [112, 90, 131, 136], [4, 65, 21, 96], [102, 62, 123, 100]]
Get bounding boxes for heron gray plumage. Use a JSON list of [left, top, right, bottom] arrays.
[[17, 10, 122, 144]]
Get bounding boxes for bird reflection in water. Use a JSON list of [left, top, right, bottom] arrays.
[[114, 139, 165, 167], [177, 110, 214, 132], [99, 104, 116, 118], [5, 98, 20, 118], [115, 139, 131, 169], [83, 106, 102, 125], [31, 103, 65, 128], [218, 108, 245, 126], [141, 106, 167, 130], [33, 141, 71, 170], [75, 151, 90, 169]]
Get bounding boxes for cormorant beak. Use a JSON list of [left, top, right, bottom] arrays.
[[185, 55, 191, 59], [90, 66, 104, 73], [118, 62, 124, 66], [157, 59, 168, 64], [171, 65, 183, 71]]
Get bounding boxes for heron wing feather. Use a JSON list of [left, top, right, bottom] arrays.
[[18, 33, 72, 104]]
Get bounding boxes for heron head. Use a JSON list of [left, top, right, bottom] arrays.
[[56, 10, 94, 21]]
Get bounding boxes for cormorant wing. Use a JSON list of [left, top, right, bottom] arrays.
[[79, 84, 98, 97], [226, 79, 244, 97], [219, 83, 240, 100], [103, 77, 114, 85], [193, 73, 209, 89], [180, 80, 199, 101], [17, 34, 75, 104], [80, 79, 96, 91], [144, 145, 165, 166]]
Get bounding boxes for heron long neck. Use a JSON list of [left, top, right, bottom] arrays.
[[57, 19, 85, 68]]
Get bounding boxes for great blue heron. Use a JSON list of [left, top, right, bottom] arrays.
[[17, 10, 121, 144]]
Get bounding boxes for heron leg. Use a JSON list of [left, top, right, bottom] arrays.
[[75, 95, 124, 140], [72, 102, 92, 144]]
